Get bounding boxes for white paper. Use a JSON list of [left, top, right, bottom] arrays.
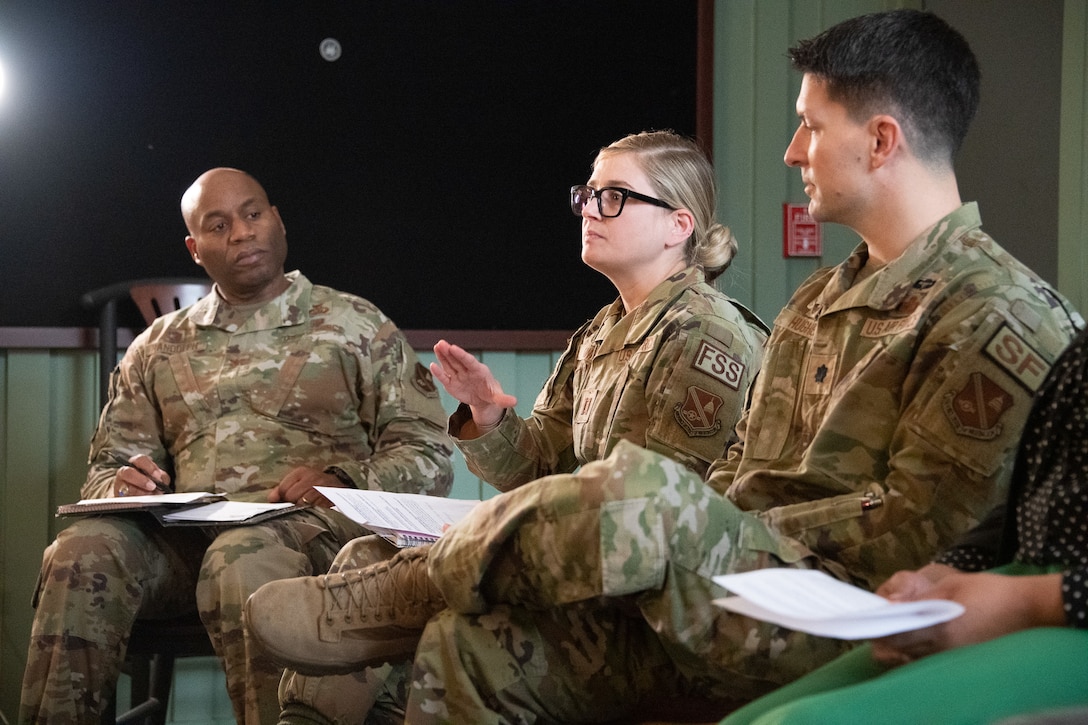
[[316, 488, 479, 538], [161, 501, 295, 523], [712, 569, 963, 639], [69, 491, 218, 506]]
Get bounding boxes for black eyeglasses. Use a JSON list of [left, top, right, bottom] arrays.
[[570, 185, 674, 218]]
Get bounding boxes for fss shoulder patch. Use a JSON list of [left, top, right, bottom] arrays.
[[942, 371, 1014, 440], [674, 385, 724, 437], [692, 340, 745, 390]]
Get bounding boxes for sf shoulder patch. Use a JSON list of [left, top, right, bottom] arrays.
[[984, 323, 1050, 392], [673, 385, 724, 437], [412, 362, 439, 397], [691, 340, 745, 391], [942, 371, 1014, 440]]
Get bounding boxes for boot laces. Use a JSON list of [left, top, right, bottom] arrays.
[[319, 547, 439, 628]]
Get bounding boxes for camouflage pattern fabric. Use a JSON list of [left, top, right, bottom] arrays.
[[405, 204, 1082, 723], [715, 203, 1081, 589], [19, 271, 453, 725], [451, 266, 768, 488], [720, 327, 1088, 725], [412, 443, 843, 723], [83, 271, 453, 499], [279, 266, 768, 723]]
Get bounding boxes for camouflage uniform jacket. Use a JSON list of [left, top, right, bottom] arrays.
[[450, 266, 768, 491], [83, 270, 453, 499], [713, 203, 1082, 589]]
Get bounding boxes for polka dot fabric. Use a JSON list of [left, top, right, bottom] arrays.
[[1011, 325, 1088, 627], [942, 326, 1088, 628]]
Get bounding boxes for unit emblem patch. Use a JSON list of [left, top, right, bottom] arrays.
[[412, 362, 439, 397], [674, 385, 724, 437], [942, 371, 1014, 440]]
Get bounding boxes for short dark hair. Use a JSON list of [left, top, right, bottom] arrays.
[[787, 9, 980, 164]]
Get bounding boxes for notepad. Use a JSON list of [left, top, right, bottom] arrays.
[[161, 500, 296, 524], [317, 488, 480, 547], [712, 568, 964, 639], [57, 493, 300, 527], [57, 491, 224, 515]]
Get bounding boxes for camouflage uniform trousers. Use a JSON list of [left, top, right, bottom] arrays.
[[278, 535, 412, 725], [19, 507, 366, 725], [406, 441, 854, 724]]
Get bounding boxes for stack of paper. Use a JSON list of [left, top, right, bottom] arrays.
[[57, 492, 299, 527], [712, 568, 963, 639], [57, 491, 224, 514], [161, 500, 295, 524], [317, 488, 480, 547]]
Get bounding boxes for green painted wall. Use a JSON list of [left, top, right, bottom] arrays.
[[0, 345, 559, 723], [2, 1, 1086, 720], [713, 0, 1087, 324], [1059, 0, 1088, 313], [712, 0, 921, 325]]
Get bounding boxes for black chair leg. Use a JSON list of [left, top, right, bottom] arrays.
[[102, 696, 117, 724], [114, 652, 173, 725], [106, 612, 215, 724], [149, 654, 176, 725], [130, 653, 152, 716]]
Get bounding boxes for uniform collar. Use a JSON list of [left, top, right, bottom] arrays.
[[191, 270, 312, 331], [819, 203, 981, 314], [593, 266, 704, 354]]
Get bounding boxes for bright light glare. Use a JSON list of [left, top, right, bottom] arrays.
[[0, 58, 6, 101]]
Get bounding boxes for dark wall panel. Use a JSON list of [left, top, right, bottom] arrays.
[[929, 0, 1062, 288], [0, 1, 697, 330]]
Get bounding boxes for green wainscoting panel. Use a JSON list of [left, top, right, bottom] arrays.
[[1059, 0, 1088, 314], [0, 344, 563, 722], [415, 347, 563, 501], [713, 0, 922, 326], [2, 352, 57, 722]]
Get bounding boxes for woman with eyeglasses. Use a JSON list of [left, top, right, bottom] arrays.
[[431, 129, 768, 490], [268, 130, 770, 725]]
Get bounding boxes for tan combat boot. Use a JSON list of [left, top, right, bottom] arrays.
[[244, 544, 444, 675]]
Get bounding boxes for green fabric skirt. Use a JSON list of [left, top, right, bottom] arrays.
[[722, 565, 1088, 725]]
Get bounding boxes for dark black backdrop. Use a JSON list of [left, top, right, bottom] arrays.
[[0, 1, 697, 330]]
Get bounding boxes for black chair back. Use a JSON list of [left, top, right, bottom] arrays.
[[81, 278, 212, 406]]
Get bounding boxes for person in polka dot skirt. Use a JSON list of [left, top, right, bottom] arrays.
[[722, 324, 1088, 725]]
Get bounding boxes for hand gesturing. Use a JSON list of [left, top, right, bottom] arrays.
[[430, 339, 517, 429]]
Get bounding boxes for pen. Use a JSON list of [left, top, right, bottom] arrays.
[[107, 451, 172, 495]]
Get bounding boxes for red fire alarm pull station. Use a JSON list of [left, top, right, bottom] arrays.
[[783, 202, 822, 257]]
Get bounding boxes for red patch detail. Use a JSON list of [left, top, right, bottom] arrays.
[[942, 372, 1014, 440], [673, 386, 724, 437]]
